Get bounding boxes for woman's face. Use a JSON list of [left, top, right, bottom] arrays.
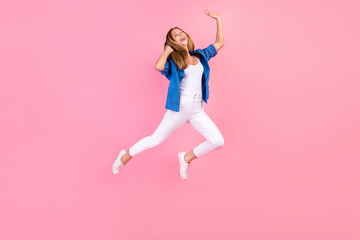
[[171, 29, 187, 46]]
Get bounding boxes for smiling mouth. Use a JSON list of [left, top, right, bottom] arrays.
[[180, 37, 186, 42]]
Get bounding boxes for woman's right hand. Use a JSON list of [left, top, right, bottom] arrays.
[[165, 45, 174, 53]]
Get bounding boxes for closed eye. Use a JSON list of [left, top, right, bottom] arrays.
[[174, 31, 184, 37]]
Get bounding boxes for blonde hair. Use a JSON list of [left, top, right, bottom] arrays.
[[163, 27, 197, 70]]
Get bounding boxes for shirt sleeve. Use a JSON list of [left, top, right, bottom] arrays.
[[160, 58, 171, 80], [202, 43, 218, 62]]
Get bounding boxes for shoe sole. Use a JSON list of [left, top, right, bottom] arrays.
[[178, 152, 188, 180], [112, 149, 126, 174]]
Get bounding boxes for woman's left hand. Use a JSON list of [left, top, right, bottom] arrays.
[[204, 7, 221, 20]]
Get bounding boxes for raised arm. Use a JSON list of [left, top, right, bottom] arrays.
[[204, 7, 224, 52], [154, 45, 173, 72]]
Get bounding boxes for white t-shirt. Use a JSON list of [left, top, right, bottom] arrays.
[[180, 56, 204, 96]]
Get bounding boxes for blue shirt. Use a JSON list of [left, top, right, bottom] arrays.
[[160, 43, 218, 112]]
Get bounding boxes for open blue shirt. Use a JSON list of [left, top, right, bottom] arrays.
[[160, 43, 218, 112]]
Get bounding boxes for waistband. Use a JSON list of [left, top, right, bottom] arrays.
[[180, 91, 202, 100]]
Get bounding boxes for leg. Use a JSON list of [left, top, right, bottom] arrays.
[[123, 110, 188, 164], [187, 110, 225, 161], [184, 150, 197, 164]]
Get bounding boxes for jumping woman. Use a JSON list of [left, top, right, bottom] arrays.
[[112, 8, 225, 180]]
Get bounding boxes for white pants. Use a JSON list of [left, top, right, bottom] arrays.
[[128, 91, 225, 158]]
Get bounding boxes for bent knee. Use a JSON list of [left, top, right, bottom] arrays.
[[211, 135, 225, 147]]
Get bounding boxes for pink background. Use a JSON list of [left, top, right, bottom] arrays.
[[1, 0, 359, 239]]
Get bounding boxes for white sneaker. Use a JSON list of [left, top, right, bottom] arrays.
[[178, 152, 190, 180], [112, 149, 127, 174]]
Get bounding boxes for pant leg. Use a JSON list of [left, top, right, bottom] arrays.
[[128, 110, 188, 157], [188, 110, 225, 157]]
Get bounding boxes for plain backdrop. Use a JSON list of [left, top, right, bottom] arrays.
[[1, 0, 359, 239]]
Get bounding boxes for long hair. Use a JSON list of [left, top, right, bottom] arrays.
[[163, 27, 196, 70]]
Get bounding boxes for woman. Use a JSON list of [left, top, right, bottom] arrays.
[[112, 8, 225, 180]]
